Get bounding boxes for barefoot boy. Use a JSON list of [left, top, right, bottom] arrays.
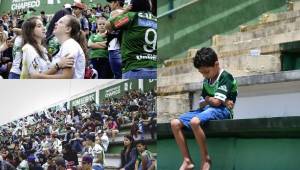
[[171, 47, 238, 170]]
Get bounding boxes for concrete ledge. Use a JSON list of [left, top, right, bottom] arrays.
[[106, 153, 157, 158], [158, 70, 300, 95], [109, 139, 156, 146], [158, 116, 300, 139], [214, 30, 300, 54], [241, 10, 300, 32]]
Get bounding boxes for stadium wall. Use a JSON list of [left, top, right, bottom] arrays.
[[158, 0, 287, 64]]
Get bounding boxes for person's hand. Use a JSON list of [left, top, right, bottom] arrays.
[[225, 100, 234, 110], [123, 4, 133, 12], [58, 53, 74, 69], [205, 96, 211, 103]]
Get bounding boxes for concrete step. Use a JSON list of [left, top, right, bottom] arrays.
[[162, 49, 198, 67], [104, 153, 158, 169], [158, 53, 281, 88], [214, 18, 300, 46], [240, 9, 300, 32], [213, 30, 300, 54]]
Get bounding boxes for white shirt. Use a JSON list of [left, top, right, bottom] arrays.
[[52, 138, 62, 153], [21, 44, 50, 79], [88, 144, 105, 164], [10, 36, 23, 75], [100, 133, 109, 152], [65, 114, 73, 124], [17, 160, 29, 170], [52, 38, 85, 79]]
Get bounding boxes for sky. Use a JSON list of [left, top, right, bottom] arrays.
[[0, 80, 120, 125]]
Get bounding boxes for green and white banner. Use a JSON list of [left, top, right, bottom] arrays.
[[99, 80, 139, 102], [11, 0, 41, 10], [70, 92, 96, 108]]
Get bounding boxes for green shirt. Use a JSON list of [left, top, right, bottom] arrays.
[[109, 11, 157, 73], [201, 70, 238, 103], [88, 33, 108, 59], [89, 15, 97, 24], [47, 36, 60, 57]]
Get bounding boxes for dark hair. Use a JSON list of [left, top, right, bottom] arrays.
[[131, 0, 151, 12], [65, 15, 88, 62], [19, 152, 27, 160], [41, 11, 45, 15], [16, 20, 24, 29], [124, 134, 134, 144], [193, 47, 218, 68], [22, 17, 46, 60], [121, 135, 136, 167], [136, 140, 147, 149], [46, 9, 71, 40]]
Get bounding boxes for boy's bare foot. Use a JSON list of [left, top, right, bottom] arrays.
[[179, 159, 195, 170], [201, 158, 211, 170]]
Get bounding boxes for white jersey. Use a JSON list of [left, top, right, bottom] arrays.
[[10, 36, 23, 75], [20, 44, 50, 79], [88, 144, 105, 164], [100, 133, 109, 152], [52, 38, 85, 79]]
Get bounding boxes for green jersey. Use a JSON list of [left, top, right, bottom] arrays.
[[109, 11, 157, 72], [89, 15, 97, 24], [47, 36, 60, 57], [201, 70, 238, 103], [88, 33, 108, 59]]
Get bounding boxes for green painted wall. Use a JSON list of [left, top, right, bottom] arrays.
[[158, 0, 287, 64], [99, 80, 139, 102], [158, 138, 300, 170], [0, 0, 108, 15], [70, 92, 96, 108], [143, 79, 157, 92]]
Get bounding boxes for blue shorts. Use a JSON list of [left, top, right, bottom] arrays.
[[122, 68, 157, 79], [178, 105, 231, 129]]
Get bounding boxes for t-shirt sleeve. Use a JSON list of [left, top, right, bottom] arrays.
[[22, 45, 40, 74], [59, 43, 77, 68], [109, 12, 135, 30], [214, 76, 234, 102]]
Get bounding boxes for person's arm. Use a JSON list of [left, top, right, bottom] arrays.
[[205, 96, 222, 107], [30, 54, 74, 79], [12, 28, 22, 35], [105, 5, 132, 32], [123, 149, 137, 169], [141, 154, 148, 170], [134, 159, 139, 170], [88, 40, 107, 49], [0, 43, 8, 52], [206, 75, 236, 108]]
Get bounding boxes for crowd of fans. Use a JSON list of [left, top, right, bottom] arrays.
[[0, 0, 157, 79], [0, 89, 157, 170]]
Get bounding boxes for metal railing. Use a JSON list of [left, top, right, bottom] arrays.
[[158, 0, 200, 18]]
